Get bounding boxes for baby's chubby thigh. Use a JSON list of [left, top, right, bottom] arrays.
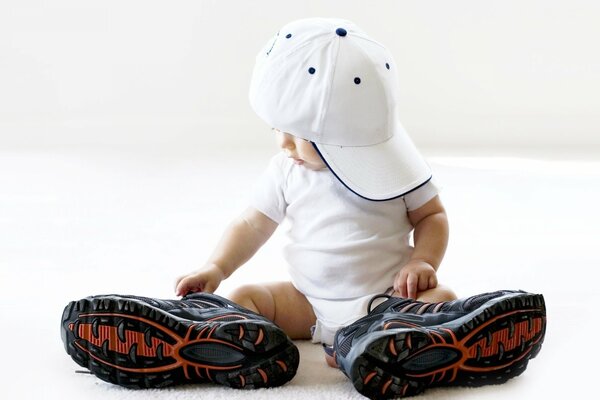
[[228, 281, 317, 340]]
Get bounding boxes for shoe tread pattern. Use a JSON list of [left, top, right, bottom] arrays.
[[61, 295, 298, 389], [347, 293, 546, 399]]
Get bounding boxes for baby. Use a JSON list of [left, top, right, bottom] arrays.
[[61, 18, 546, 399], [175, 18, 457, 362]]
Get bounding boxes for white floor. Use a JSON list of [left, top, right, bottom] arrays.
[[1, 147, 599, 399]]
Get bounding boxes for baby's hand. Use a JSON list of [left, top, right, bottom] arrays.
[[174, 264, 225, 297], [393, 260, 438, 300]]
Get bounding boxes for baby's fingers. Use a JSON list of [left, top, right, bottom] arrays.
[[418, 274, 431, 292], [395, 273, 408, 298], [175, 276, 204, 297], [428, 274, 438, 290], [174, 275, 186, 293], [406, 273, 418, 299]]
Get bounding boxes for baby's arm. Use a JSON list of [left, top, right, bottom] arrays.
[[394, 195, 449, 299], [175, 207, 278, 296]]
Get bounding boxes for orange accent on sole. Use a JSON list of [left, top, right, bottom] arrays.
[[401, 383, 409, 396], [257, 368, 268, 383], [276, 360, 288, 372], [381, 378, 393, 395], [255, 328, 264, 345], [77, 322, 174, 358], [73, 312, 245, 376], [403, 309, 545, 382], [239, 374, 246, 387], [466, 318, 543, 359], [363, 371, 377, 385], [239, 325, 245, 341], [389, 338, 397, 356], [437, 369, 446, 382]]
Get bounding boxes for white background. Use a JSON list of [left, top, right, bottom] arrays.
[[1, 0, 599, 156], [1, 1, 599, 399]]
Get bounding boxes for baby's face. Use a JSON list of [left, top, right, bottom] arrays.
[[274, 128, 327, 171]]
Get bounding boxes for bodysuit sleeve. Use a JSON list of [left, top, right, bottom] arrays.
[[249, 153, 288, 224], [403, 179, 441, 211]]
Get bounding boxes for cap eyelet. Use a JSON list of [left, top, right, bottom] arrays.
[[336, 28, 347, 37], [308, 67, 316, 74], [385, 63, 390, 70], [286, 33, 292, 39], [354, 77, 361, 84]]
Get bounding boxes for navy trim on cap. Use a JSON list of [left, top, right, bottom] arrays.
[[311, 142, 432, 202]]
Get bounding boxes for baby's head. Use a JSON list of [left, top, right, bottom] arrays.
[[249, 18, 431, 201]]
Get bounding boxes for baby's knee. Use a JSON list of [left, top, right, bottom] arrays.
[[406, 284, 457, 303], [428, 284, 458, 302], [228, 284, 273, 317], [229, 284, 262, 304]]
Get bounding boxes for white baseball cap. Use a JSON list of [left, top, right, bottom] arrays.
[[249, 18, 431, 201]]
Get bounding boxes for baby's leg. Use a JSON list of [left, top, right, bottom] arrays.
[[229, 281, 317, 340], [395, 283, 457, 303]]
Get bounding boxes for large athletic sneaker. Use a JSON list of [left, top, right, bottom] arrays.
[[333, 290, 546, 399], [61, 292, 299, 389]]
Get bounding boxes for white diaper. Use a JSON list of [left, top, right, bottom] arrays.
[[308, 289, 393, 346]]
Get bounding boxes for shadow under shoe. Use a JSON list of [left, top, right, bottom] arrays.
[[333, 290, 546, 399], [61, 292, 299, 389]]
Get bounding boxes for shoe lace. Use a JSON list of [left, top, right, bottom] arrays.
[[181, 292, 229, 309], [367, 293, 449, 315], [367, 293, 392, 314]]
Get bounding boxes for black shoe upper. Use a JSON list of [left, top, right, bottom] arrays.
[[89, 292, 269, 323], [366, 290, 524, 316], [334, 290, 523, 360]]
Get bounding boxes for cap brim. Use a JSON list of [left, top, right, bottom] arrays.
[[313, 124, 431, 201]]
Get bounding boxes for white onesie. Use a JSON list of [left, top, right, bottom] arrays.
[[250, 153, 439, 345]]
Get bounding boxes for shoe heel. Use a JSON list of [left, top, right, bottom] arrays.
[[350, 329, 431, 399]]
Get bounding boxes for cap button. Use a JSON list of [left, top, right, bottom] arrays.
[[335, 28, 347, 37]]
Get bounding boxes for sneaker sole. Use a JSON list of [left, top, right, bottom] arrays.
[[347, 292, 546, 399], [61, 295, 299, 389]]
